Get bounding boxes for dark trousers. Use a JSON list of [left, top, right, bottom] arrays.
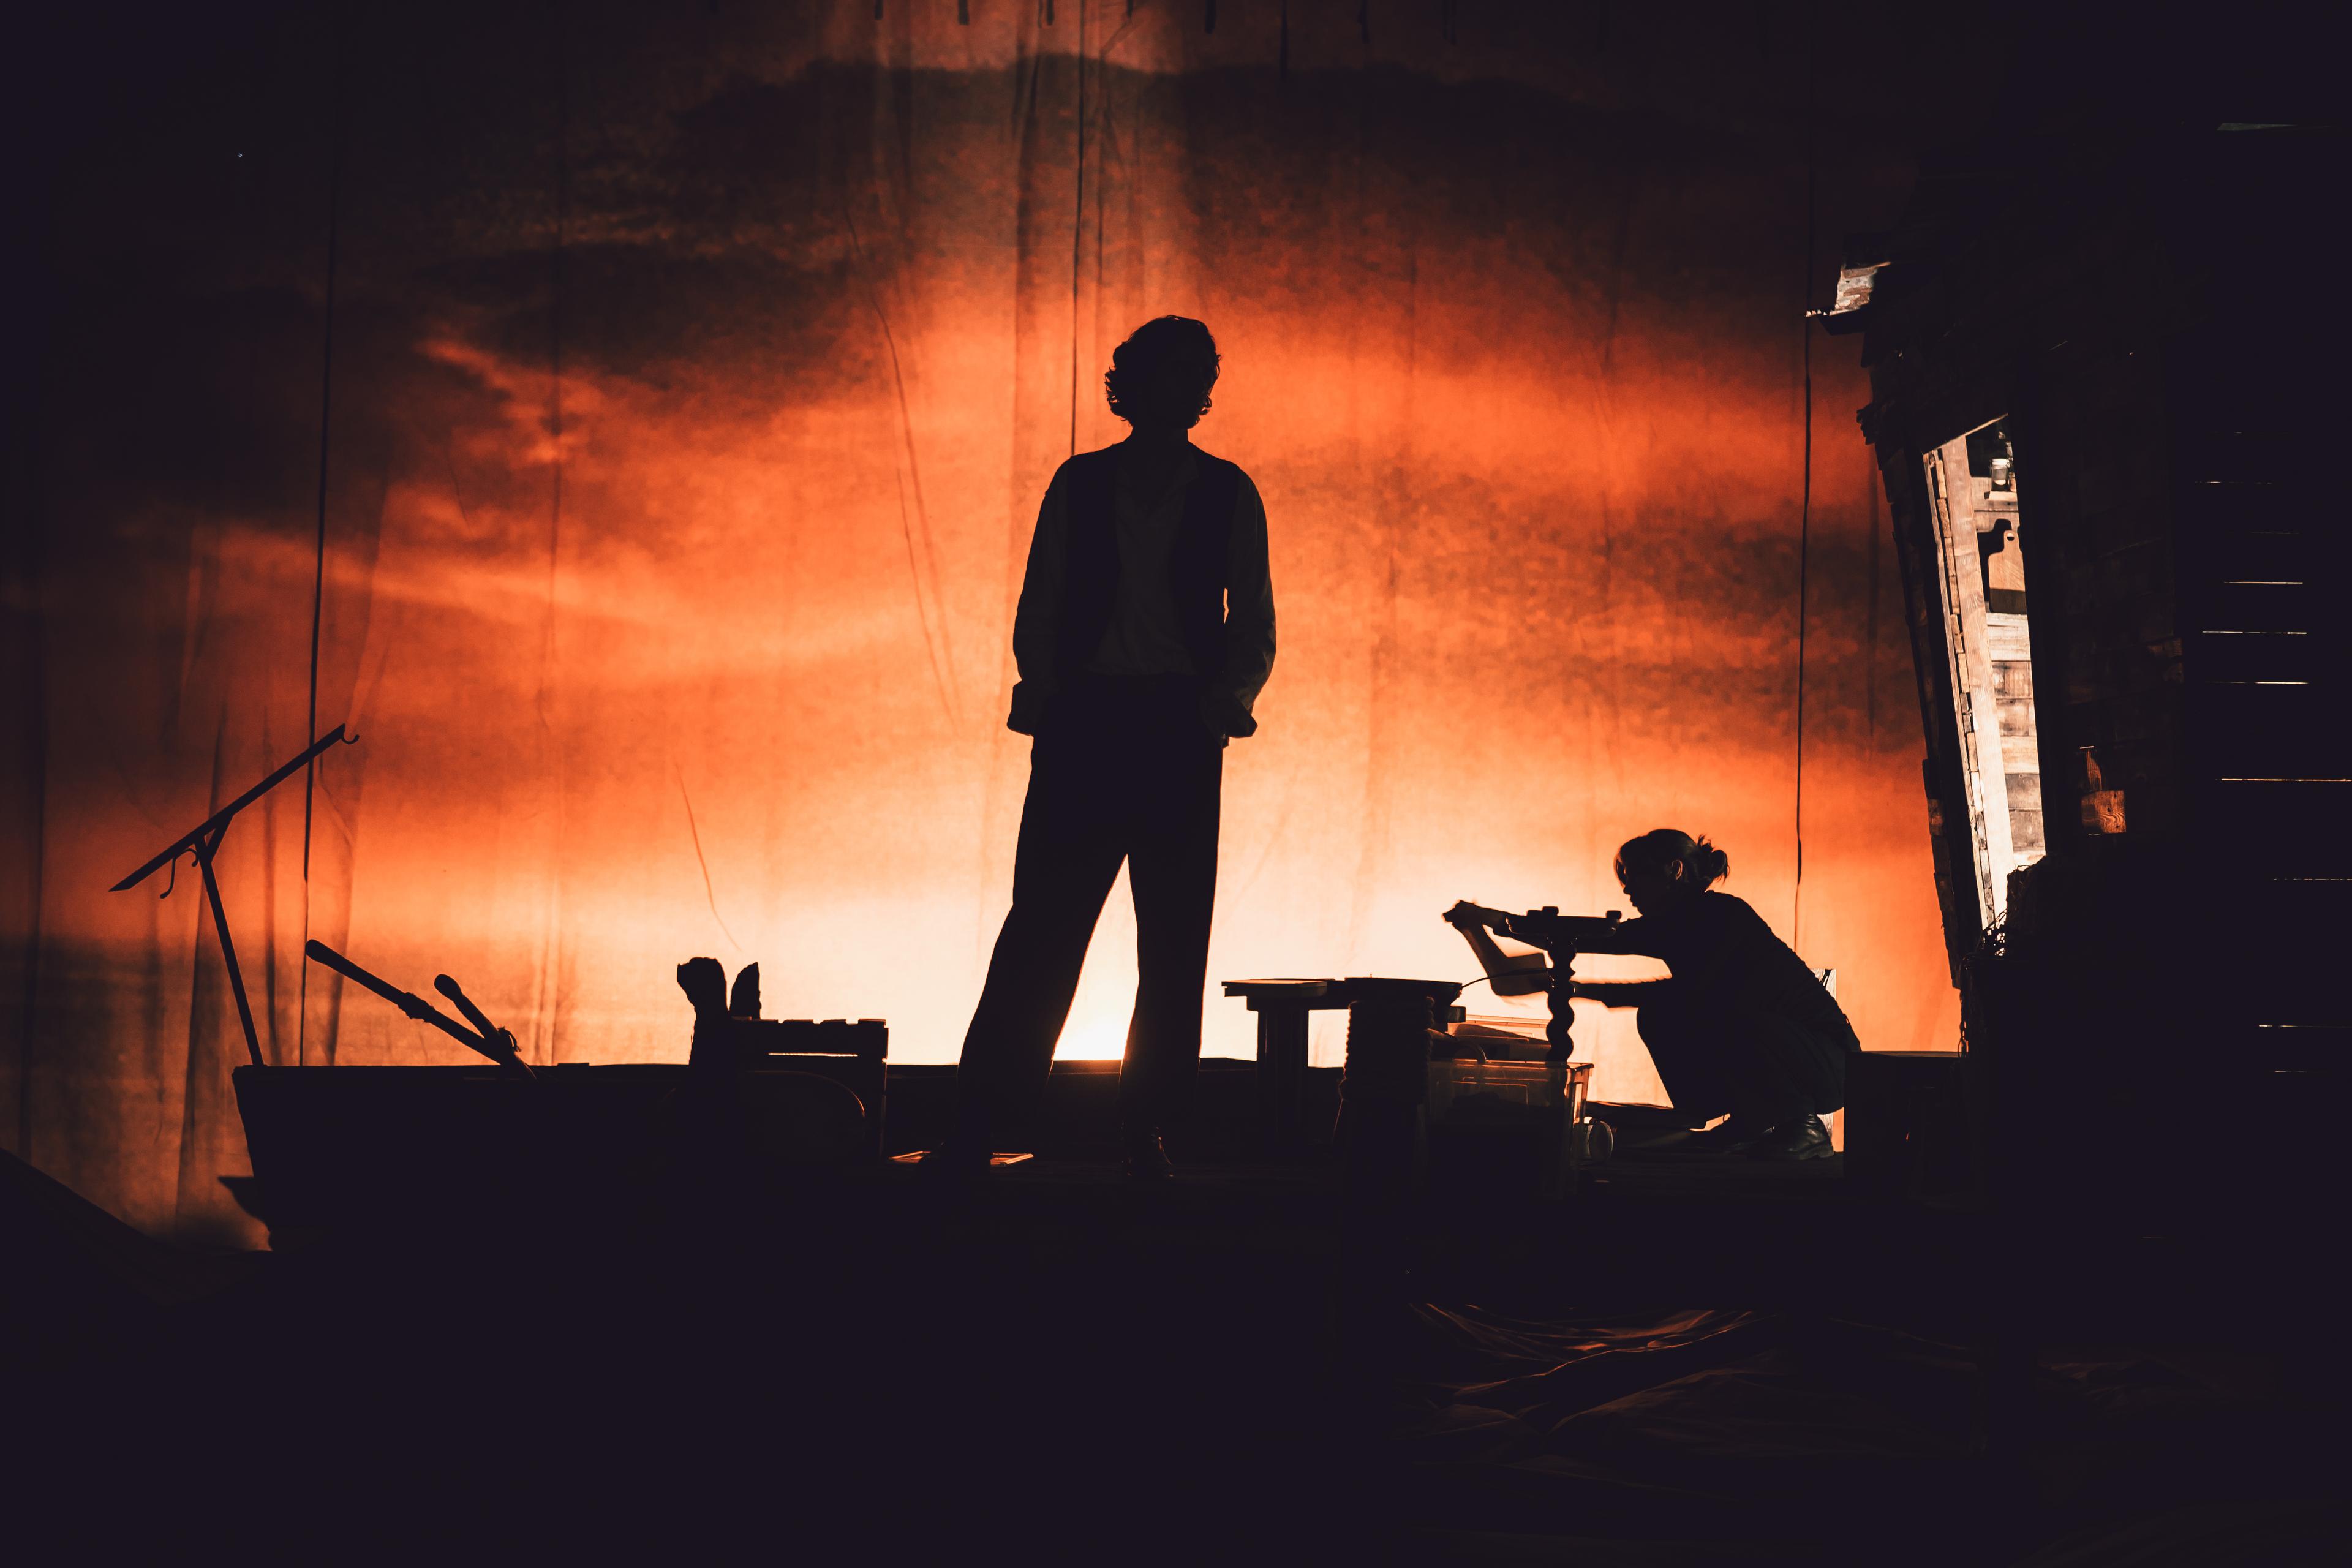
[[1637, 997, 1847, 1128], [956, 676, 1224, 1142]]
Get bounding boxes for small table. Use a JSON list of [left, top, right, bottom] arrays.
[[1222, 978, 1464, 1157]]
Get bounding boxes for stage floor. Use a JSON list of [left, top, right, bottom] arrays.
[[12, 1138, 2340, 1561]]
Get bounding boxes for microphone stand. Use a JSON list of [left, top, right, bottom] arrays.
[[302, 940, 531, 1077], [111, 726, 358, 1069], [1444, 902, 1626, 1066]]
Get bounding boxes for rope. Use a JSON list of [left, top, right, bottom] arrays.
[[525, 7, 571, 1069], [1792, 7, 1815, 949], [298, 10, 349, 1066]]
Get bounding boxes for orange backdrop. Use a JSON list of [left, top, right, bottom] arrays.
[[5, 2, 1985, 1242]]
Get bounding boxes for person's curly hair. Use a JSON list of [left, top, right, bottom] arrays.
[[1103, 316, 1220, 429]]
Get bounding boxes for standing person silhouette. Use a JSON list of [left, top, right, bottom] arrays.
[[929, 317, 1276, 1179]]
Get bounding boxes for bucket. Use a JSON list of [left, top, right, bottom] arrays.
[[1425, 1058, 1597, 1200]]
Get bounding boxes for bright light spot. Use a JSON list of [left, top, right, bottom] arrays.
[[1054, 1023, 1128, 1061]]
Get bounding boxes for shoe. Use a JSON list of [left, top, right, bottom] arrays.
[[1745, 1114, 1834, 1162], [1678, 1116, 1768, 1155], [1124, 1131, 1175, 1183]]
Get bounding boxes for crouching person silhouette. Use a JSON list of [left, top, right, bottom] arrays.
[[927, 317, 1276, 1180], [1567, 831, 1856, 1161]]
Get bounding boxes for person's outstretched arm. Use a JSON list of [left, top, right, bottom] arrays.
[[1569, 978, 1668, 1007], [1008, 467, 1072, 733], [1552, 913, 1668, 1006], [1207, 471, 1276, 737]]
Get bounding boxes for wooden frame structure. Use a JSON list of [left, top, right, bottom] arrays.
[[1841, 123, 2346, 1216]]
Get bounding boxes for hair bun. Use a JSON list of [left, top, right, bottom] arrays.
[[1613, 828, 1730, 889]]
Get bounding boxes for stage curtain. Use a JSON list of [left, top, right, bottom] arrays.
[[4, 1, 1962, 1243]]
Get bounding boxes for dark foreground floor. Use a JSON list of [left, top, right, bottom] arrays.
[[7, 1145, 2345, 1562]]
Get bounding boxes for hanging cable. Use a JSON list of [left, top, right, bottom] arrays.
[[523, 4, 571, 1071], [1792, 7, 1815, 948], [1069, 0, 1087, 456], [298, 9, 350, 1067]]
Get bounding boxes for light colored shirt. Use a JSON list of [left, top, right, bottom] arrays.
[[1011, 442, 1277, 732]]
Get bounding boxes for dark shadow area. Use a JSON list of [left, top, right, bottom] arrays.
[[10, 1115, 2343, 1559]]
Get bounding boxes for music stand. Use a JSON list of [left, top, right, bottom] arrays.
[[112, 725, 358, 1068]]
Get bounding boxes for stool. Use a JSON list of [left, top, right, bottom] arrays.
[[1224, 978, 1463, 1158]]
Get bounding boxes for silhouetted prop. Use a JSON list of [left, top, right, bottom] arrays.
[[434, 973, 501, 1044], [744, 1019, 886, 1161], [727, 962, 762, 1020], [1333, 978, 1463, 1207], [1226, 976, 1465, 1194], [1221, 979, 1328, 1157], [1444, 902, 1627, 1065], [110, 726, 358, 1068], [677, 956, 731, 1068], [677, 957, 886, 1161], [1425, 1054, 1599, 1202], [303, 939, 533, 1077], [1844, 124, 2352, 1224], [1442, 913, 1549, 998], [1223, 977, 1470, 1158], [1237, 960, 1609, 1203]]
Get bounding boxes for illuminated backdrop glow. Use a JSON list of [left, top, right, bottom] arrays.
[[6, 2, 1992, 1240]]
